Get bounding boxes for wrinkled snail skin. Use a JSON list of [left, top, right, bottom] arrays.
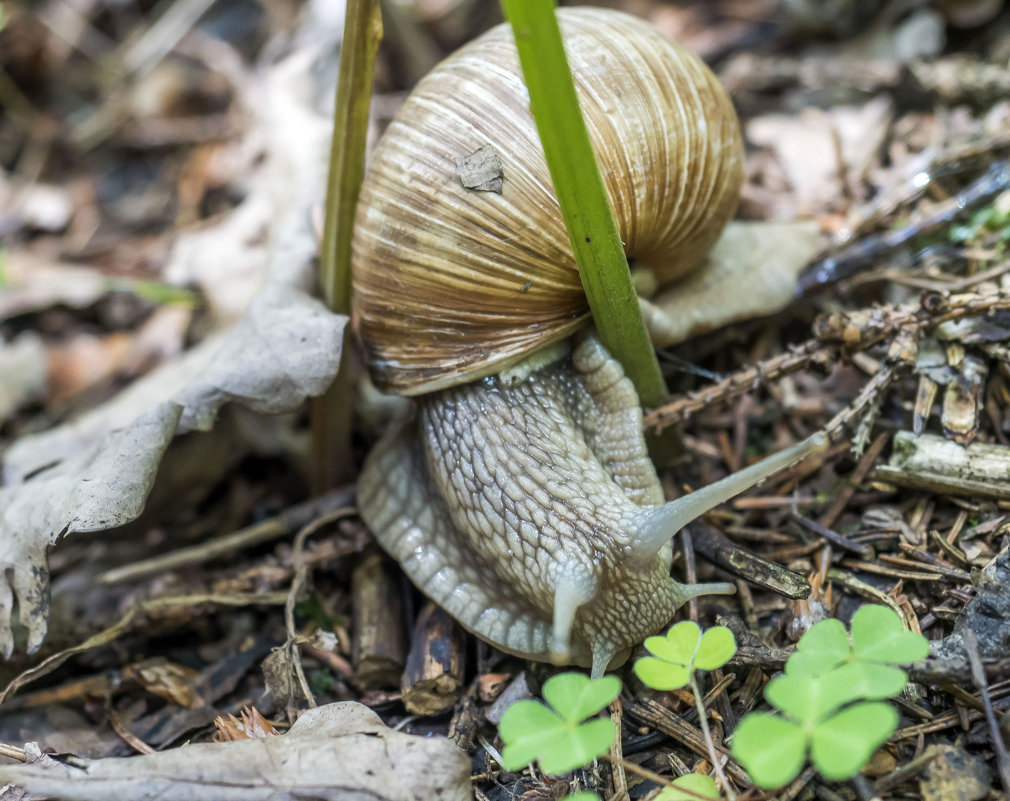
[[352, 8, 821, 676], [358, 337, 725, 674]]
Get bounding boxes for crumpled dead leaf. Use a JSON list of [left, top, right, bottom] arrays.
[[0, 281, 345, 656], [0, 34, 344, 657], [0, 402, 181, 656], [0, 742, 64, 801], [0, 702, 471, 801]]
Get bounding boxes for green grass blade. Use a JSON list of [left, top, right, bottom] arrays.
[[499, 0, 667, 406], [320, 0, 383, 314], [312, 0, 382, 491]]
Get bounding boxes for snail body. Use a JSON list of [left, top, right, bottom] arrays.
[[360, 336, 822, 673], [353, 8, 819, 674]]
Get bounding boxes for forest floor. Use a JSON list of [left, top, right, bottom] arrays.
[[1, 0, 1010, 799]]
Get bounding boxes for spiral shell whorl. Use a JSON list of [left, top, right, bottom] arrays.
[[352, 7, 743, 395]]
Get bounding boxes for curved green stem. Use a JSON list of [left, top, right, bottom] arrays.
[[689, 674, 737, 800]]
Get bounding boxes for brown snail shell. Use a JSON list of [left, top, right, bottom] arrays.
[[352, 6, 744, 396]]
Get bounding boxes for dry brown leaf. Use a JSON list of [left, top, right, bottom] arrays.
[[747, 97, 893, 215], [213, 707, 280, 741], [123, 659, 206, 709]]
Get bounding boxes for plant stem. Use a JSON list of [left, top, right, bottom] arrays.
[[320, 0, 382, 313], [498, 0, 667, 408], [311, 0, 382, 491], [689, 675, 736, 800]]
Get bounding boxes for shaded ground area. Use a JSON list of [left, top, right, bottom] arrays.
[[1, 0, 1009, 799]]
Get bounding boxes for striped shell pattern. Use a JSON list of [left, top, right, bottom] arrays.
[[352, 7, 744, 395]]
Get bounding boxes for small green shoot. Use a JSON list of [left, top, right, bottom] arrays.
[[634, 621, 736, 691], [732, 605, 928, 789], [499, 0, 667, 407], [635, 621, 737, 799], [498, 672, 620, 775], [949, 199, 1010, 244], [659, 774, 720, 800]]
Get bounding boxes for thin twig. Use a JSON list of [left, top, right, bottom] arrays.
[[963, 627, 1010, 792], [108, 708, 156, 755], [644, 341, 830, 432], [99, 488, 355, 584], [0, 744, 26, 762], [647, 289, 1010, 434], [312, 0, 383, 491], [283, 507, 356, 709], [608, 698, 629, 801], [598, 753, 671, 787], [1, 592, 289, 705]]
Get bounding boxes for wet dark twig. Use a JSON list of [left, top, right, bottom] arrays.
[[797, 161, 1010, 293], [963, 628, 1010, 793]]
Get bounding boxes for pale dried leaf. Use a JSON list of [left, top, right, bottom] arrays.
[[0, 35, 345, 657], [0, 702, 471, 801], [747, 98, 892, 214], [0, 402, 181, 656], [0, 334, 47, 423], [0, 287, 344, 655], [0, 253, 110, 322], [175, 283, 344, 432], [46, 333, 134, 403]]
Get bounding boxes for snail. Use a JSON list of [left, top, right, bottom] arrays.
[[352, 7, 824, 676]]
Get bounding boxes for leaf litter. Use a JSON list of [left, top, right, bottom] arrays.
[[2, 0, 1010, 800]]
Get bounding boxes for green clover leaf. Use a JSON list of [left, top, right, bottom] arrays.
[[695, 625, 736, 670], [499, 700, 569, 768], [786, 606, 928, 679], [499, 673, 619, 775], [767, 660, 909, 727], [650, 620, 703, 661], [765, 672, 841, 724], [732, 701, 898, 789], [810, 701, 898, 781], [786, 618, 850, 676], [851, 605, 930, 665], [731, 711, 807, 789], [562, 793, 600, 801], [736, 606, 918, 790], [543, 672, 621, 723], [657, 773, 720, 800], [824, 660, 908, 703], [634, 622, 736, 691]]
